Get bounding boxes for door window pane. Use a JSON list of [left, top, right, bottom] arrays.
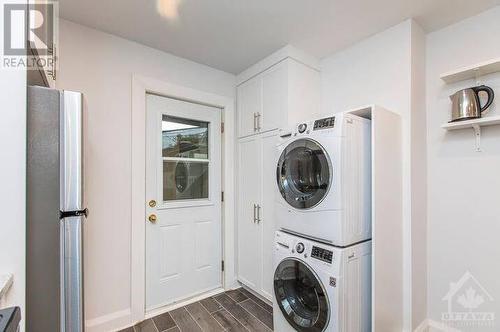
[[162, 115, 209, 159], [163, 161, 209, 201]]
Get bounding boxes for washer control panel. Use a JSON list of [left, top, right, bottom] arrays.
[[311, 246, 333, 263], [295, 242, 305, 254], [313, 116, 335, 130]]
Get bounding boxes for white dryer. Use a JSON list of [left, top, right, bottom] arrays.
[[275, 112, 371, 246], [273, 231, 372, 332]]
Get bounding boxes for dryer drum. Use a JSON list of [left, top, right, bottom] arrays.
[[277, 138, 331, 210]]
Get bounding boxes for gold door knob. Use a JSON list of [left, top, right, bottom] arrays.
[[148, 214, 157, 223], [148, 200, 157, 208]]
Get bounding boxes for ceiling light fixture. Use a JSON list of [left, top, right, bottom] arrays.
[[157, 0, 183, 20]]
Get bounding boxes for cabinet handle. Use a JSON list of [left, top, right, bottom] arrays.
[[253, 113, 258, 132], [256, 112, 261, 131], [253, 204, 257, 223], [257, 204, 261, 223], [52, 43, 57, 81], [47, 42, 57, 81]]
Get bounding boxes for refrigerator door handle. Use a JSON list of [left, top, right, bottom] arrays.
[[60, 216, 84, 332], [60, 91, 84, 212]]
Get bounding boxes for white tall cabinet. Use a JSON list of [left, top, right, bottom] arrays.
[[237, 131, 277, 299], [236, 46, 320, 301]]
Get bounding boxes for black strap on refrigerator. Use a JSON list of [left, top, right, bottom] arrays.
[[59, 208, 88, 219]]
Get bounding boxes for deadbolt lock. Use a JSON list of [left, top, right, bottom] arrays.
[[148, 200, 156, 208], [148, 214, 157, 223]]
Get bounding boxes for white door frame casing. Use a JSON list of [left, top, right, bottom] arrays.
[[131, 75, 236, 323]]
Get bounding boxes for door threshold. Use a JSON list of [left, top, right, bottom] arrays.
[[145, 287, 225, 319]]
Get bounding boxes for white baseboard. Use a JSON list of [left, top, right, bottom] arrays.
[[414, 319, 462, 332], [145, 287, 226, 319], [84, 287, 234, 332], [85, 308, 133, 332]]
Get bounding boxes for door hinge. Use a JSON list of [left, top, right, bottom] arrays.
[[221, 191, 224, 202], [221, 122, 224, 134], [221, 260, 225, 272]]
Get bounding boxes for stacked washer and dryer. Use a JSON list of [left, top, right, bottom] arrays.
[[273, 112, 372, 332]]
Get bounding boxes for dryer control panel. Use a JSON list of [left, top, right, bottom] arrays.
[[311, 246, 333, 263], [313, 116, 335, 130]]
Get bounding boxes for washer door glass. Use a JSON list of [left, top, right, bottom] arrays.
[[277, 139, 330, 209], [274, 258, 329, 332]]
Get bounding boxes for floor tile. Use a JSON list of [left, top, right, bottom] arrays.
[[225, 289, 248, 303], [117, 327, 135, 332], [143, 291, 275, 332], [164, 327, 180, 332], [240, 299, 273, 330], [152, 311, 176, 331], [212, 309, 248, 332], [199, 296, 222, 313], [134, 319, 158, 332], [239, 288, 273, 313], [185, 302, 223, 332], [170, 307, 202, 332], [214, 294, 271, 332]]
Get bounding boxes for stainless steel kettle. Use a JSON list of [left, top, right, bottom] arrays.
[[449, 85, 494, 122]]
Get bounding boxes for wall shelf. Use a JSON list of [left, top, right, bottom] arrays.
[[442, 115, 500, 151], [440, 57, 500, 84]]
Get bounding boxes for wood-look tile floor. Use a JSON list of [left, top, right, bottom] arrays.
[[120, 288, 273, 332]]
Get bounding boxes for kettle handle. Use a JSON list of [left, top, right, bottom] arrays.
[[473, 85, 495, 113]]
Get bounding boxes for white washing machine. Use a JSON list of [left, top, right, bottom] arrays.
[[275, 112, 371, 246], [273, 231, 372, 332]]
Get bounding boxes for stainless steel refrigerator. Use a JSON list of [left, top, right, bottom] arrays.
[[27, 86, 86, 332]]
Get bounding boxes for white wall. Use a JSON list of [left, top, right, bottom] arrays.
[[320, 21, 411, 116], [0, 0, 26, 330], [56, 19, 235, 331], [410, 21, 428, 330], [320, 19, 428, 330], [426, 6, 500, 329]]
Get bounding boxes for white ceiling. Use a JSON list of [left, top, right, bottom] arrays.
[[59, 0, 500, 74]]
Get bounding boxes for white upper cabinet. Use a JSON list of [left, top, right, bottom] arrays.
[[236, 46, 320, 138], [237, 78, 263, 137], [261, 60, 288, 133]]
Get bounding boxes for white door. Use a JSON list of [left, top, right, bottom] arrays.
[[146, 94, 222, 310], [237, 136, 262, 289]]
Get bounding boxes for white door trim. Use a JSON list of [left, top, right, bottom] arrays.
[[131, 75, 236, 323]]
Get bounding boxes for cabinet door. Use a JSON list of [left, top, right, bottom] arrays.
[[262, 61, 288, 132], [237, 78, 262, 137], [260, 132, 278, 300], [237, 137, 262, 290]]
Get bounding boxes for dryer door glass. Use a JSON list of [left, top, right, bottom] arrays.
[[277, 138, 330, 209], [274, 258, 329, 332]]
